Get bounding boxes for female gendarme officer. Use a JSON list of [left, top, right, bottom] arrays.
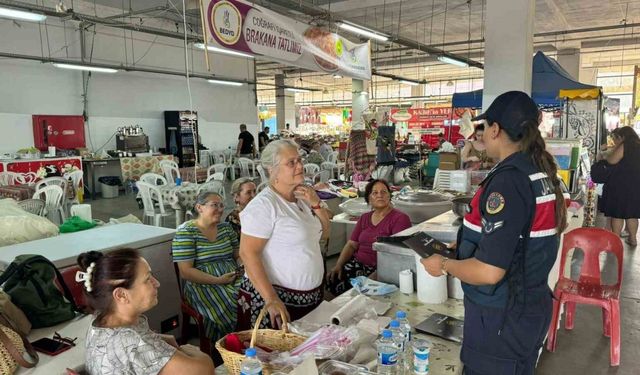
[[422, 91, 569, 375]]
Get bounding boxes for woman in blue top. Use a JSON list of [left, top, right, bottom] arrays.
[[172, 192, 241, 343], [421, 91, 569, 375]]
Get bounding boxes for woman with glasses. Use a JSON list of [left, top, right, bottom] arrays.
[[225, 177, 257, 238], [237, 139, 332, 329], [326, 179, 411, 296], [172, 192, 241, 344]]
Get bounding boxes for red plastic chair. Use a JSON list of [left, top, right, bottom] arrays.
[[546, 227, 623, 366], [173, 263, 211, 355], [58, 265, 91, 313]]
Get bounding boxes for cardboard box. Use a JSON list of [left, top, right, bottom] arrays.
[[439, 152, 460, 170]]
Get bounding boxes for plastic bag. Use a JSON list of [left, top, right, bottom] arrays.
[[350, 276, 398, 296], [59, 216, 97, 233]]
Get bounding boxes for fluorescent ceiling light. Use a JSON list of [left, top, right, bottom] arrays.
[[0, 7, 46, 22], [194, 43, 254, 59], [339, 22, 388, 42], [208, 79, 243, 86], [286, 88, 311, 93], [437, 55, 469, 67], [52, 63, 118, 73], [400, 80, 420, 86]]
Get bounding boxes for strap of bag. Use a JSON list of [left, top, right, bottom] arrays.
[[0, 326, 39, 368], [0, 262, 19, 287], [23, 256, 80, 313]]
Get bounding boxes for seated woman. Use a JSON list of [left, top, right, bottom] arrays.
[[173, 192, 241, 343], [461, 124, 494, 170], [225, 177, 257, 237], [79, 249, 214, 375], [326, 179, 412, 296]]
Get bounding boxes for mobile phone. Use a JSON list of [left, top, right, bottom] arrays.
[[31, 337, 73, 356]]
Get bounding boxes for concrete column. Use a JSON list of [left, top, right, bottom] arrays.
[[483, 0, 535, 111], [557, 48, 580, 80], [352, 79, 369, 130], [275, 74, 297, 133], [411, 84, 425, 108]]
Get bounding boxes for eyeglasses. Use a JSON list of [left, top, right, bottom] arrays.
[[202, 202, 225, 210], [279, 157, 304, 169], [53, 331, 77, 347]]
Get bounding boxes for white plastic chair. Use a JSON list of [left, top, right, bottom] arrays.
[[304, 163, 320, 176], [140, 173, 168, 186], [136, 181, 171, 227], [64, 170, 84, 203], [371, 165, 394, 182], [205, 173, 225, 183], [312, 170, 331, 184], [321, 162, 339, 179], [33, 185, 65, 224], [159, 160, 181, 184], [207, 164, 228, 179], [197, 180, 226, 199], [257, 181, 268, 193], [18, 199, 45, 216], [256, 164, 268, 184], [326, 151, 339, 164], [0, 172, 26, 186], [236, 157, 256, 178], [211, 152, 227, 165], [35, 176, 68, 206]]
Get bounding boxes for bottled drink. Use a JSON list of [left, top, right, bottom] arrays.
[[389, 320, 406, 370], [377, 329, 399, 375], [240, 348, 263, 375], [396, 311, 412, 373]]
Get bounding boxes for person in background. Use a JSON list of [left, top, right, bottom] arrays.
[[236, 124, 256, 158], [306, 141, 325, 166], [326, 179, 411, 296], [421, 91, 569, 375], [226, 177, 257, 237], [461, 124, 494, 170], [79, 249, 214, 375], [599, 126, 640, 246], [258, 127, 270, 153], [173, 192, 241, 344], [238, 139, 332, 330], [319, 138, 333, 160]]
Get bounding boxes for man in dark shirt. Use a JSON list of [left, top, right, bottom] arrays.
[[236, 124, 256, 158], [258, 126, 270, 152]]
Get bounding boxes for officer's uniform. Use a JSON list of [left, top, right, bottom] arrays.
[[457, 151, 570, 375]]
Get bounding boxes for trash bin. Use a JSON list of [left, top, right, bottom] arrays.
[[98, 176, 121, 199]]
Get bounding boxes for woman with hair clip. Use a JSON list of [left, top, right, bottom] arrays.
[[79, 249, 215, 374], [421, 91, 569, 375]]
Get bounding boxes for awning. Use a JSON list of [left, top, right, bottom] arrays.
[[558, 88, 601, 100]]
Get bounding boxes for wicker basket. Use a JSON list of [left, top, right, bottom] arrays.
[[216, 304, 306, 375]]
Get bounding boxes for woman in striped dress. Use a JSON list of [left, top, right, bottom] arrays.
[[173, 191, 241, 343]]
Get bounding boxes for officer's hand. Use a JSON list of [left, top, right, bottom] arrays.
[[421, 255, 445, 277]]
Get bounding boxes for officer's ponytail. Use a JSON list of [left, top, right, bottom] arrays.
[[518, 120, 568, 233]]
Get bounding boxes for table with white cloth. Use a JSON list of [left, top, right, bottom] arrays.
[[145, 183, 199, 225]]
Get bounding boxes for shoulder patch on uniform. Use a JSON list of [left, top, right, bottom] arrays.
[[486, 192, 505, 214]]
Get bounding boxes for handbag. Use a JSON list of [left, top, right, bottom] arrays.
[[0, 323, 38, 375], [0, 290, 31, 336]]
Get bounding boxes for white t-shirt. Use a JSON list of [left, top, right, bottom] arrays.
[[240, 187, 324, 291]]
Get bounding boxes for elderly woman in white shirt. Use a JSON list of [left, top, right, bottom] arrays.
[[238, 139, 331, 329]]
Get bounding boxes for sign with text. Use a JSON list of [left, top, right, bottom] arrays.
[[204, 0, 371, 80], [390, 107, 469, 148]]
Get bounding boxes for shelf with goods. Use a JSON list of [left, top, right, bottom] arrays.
[[546, 138, 584, 194]]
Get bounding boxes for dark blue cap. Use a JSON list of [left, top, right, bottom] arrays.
[[472, 91, 539, 139]]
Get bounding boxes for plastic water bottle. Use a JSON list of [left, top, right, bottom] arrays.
[[240, 348, 263, 375], [411, 339, 431, 375], [396, 311, 412, 372], [377, 329, 399, 375], [389, 320, 406, 370]]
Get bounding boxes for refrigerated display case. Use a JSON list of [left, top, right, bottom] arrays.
[[164, 111, 198, 168]]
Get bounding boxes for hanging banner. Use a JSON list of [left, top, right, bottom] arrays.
[[633, 65, 640, 118], [204, 0, 371, 80]]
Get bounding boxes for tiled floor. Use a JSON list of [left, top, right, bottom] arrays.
[[86, 189, 640, 374]]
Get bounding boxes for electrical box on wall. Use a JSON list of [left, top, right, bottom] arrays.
[[32, 115, 86, 151]]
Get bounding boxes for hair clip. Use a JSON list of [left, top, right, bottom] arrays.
[[75, 262, 96, 292]]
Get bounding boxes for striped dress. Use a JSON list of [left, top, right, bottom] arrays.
[[172, 220, 240, 342]]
